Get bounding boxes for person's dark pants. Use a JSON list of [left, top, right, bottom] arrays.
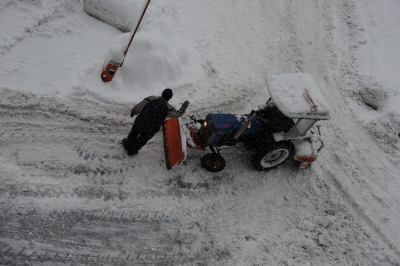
[[126, 124, 157, 153], [123, 120, 161, 155]]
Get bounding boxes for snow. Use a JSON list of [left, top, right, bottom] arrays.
[[1, 0, 400, 265], [266, 73, 331, 120], [293, 140, 313, 158], [179, 118, 188, 161], [83, 0, 140, 33], [104, 32, 129, 64], [234, 114, 251, 128]]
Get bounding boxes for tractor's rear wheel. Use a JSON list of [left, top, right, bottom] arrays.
[[251, 142, 293, 171], [201, 153, 226, 172]]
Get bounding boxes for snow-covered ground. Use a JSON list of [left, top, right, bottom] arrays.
[[1, 0, 400, 265]]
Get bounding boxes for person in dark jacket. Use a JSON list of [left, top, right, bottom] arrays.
[[256, 99, 294, 134], [122, 88, 189, 155], [245, 99, 294, 150]]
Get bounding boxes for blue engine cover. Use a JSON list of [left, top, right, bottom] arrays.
[[205, 114, 263, 145]]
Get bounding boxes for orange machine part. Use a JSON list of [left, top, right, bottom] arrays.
[[295, 156, 317, 169], [186, 127, 206, 150], [163, 118, 186, 169], [101, 61, 121, 82]]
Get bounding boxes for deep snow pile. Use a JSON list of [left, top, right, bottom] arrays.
[[332, 0, 400, 162], [1, 0, 400, 265], [0, 0, 199, 103]]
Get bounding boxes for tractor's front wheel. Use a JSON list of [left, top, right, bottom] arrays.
[[251, 142, 293, 171], [201, 153, 226, 172]]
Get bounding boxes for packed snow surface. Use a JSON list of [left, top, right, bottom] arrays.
[[1, 0, 400, 265]]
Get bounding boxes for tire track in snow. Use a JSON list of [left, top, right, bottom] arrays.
[[0, 88, 234, 264], [314, 161, 400, 257], [0, 1, 81, 57], [313, 0, 400, 256], [0, 209, 225, 265]]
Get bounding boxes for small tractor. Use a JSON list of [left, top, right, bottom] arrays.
[[163, 73, 331, 172]]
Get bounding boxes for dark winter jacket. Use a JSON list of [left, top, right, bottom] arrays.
[[131, 96, 188, 118], [134, 98, 169, 133]]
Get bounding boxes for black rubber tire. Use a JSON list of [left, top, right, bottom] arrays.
[[251, 142, 293, 171], [201, 153, 226, 172]]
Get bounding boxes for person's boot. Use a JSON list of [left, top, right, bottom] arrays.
[[127, 147, 138, 156], [122, 138, 138, 155], [122, 138, 130, 151]]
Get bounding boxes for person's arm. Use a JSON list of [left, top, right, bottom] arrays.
[[167, 101, 190, 118], [130, 98, 149, 117]]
